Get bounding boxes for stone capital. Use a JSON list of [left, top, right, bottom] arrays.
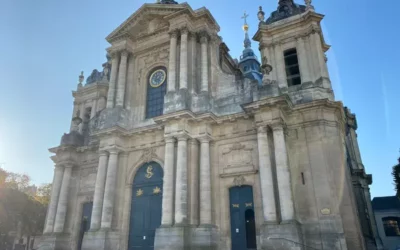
[[269, 122, 285, 132], [107, 147, 121, 155], [176, 134, 190, 142], [120, 50, 130, 58], [58, 161, 75, 168], [188, 31, 197, 40], [98, 150, 109, 157], [164, 136, 176, 144], [180, 27, 189, 35], [198, 136, 212, 143], [108, 50, 120, 58], [199, 31, 209, 44], [257, 126, 268, 134], [169, 29, 179, 38], [54, 164, 64, 171], [188, 138, 199, 145]]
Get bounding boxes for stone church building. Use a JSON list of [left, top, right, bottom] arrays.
[[38, 0, 382, 249]]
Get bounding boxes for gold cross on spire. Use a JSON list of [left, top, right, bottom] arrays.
[[242, 11, 249, 32]]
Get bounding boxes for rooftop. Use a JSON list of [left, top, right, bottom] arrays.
[[372, 196, 400, 211]]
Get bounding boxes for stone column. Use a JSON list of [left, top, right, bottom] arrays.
[[79, 102, 85, 133], [268, 45, 278, 81], [90, 151, 109, 231], [310, 31, 331, 88], [296, 37, 311, 83], [271, 124, 294, 221], [116, 51, 129, 107], [43, 165, 64, 234], [167, 30, 178, 93], [274, 43, 287, 88], [161, 137, 175, 225], [189, 139, 199, 225], [200, 33, 209, 93], [53, 164, 73, 233], [190, 33, 197, 95], [106, 55, 119, 108], [101, 149, 119, 229], [179, 28, 189, 90], [199, 137, 212, 225], [256, 126, 277, 222], [70, 102, 78, 131], [175, 136, 188, 224], [90, 99, 98, 119]]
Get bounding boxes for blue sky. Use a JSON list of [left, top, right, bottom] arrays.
[[0, 0, 399, 198]]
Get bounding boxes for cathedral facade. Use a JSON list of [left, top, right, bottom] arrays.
[[38, 1, 382, 250]]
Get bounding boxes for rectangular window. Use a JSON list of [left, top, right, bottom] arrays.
[[383, 217, 400, 236], [284, 48, 301, 87]]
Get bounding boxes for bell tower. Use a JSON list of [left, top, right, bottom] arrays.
[[238, 12, 263, 84], [254, 0, 333, 104]]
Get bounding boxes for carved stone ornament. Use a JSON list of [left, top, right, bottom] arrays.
[[320, 208, 331, 215], [141, 148, 157, 163], [71, 117, 82, 132], [233, 176, 245, 187]]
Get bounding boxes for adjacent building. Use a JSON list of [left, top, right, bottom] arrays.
[[373, 196, 400, 250], [38, 0, 381, 249]]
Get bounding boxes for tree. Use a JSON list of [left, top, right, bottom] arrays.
[[34, 183, 52, 206], [0, 167, 51, 247], [392, 157, 400, 197]]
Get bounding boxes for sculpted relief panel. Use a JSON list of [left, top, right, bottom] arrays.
[[136, 47, 169, 86], [218, 140, 258, 177]]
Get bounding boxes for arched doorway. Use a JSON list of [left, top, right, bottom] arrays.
[[128, 162, 163, 250], [229, 185, 257, 250]]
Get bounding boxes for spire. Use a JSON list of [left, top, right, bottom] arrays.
[[241, 11, 251, 49], [238, 11, 262, 84]]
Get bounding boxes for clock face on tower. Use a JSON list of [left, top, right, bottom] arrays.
[[149, 69, 166, 88]]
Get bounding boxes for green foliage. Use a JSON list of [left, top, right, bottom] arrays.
[[0, 167, 50, 237], [34, 183, 52, 206], [392, 158, 400, 197]]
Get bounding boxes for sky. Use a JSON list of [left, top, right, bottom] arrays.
[[0, 0, 399, 199]]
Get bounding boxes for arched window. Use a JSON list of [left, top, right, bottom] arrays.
[[146, 67, 167, 119], [382, 217, 400, 236]]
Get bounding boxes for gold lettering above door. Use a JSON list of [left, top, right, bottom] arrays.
[[145, 165, 154, 179]]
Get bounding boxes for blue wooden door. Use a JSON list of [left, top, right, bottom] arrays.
[[128, 162, 163, 250], [230, 186, 257, 250]]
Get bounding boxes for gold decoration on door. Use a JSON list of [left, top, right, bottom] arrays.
[[136, 189, 143, 197], [153, 186, 161, 194], [245, 203, 253, 207], [232, 204, 240, 208], [145, 165, 154, 179]]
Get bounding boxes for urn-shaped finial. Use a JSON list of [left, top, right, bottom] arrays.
[[305, 0, 314, 10], [78, 71, 84, 88]]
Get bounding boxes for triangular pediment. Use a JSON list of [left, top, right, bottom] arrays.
[[106, 2, 219, 43]]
